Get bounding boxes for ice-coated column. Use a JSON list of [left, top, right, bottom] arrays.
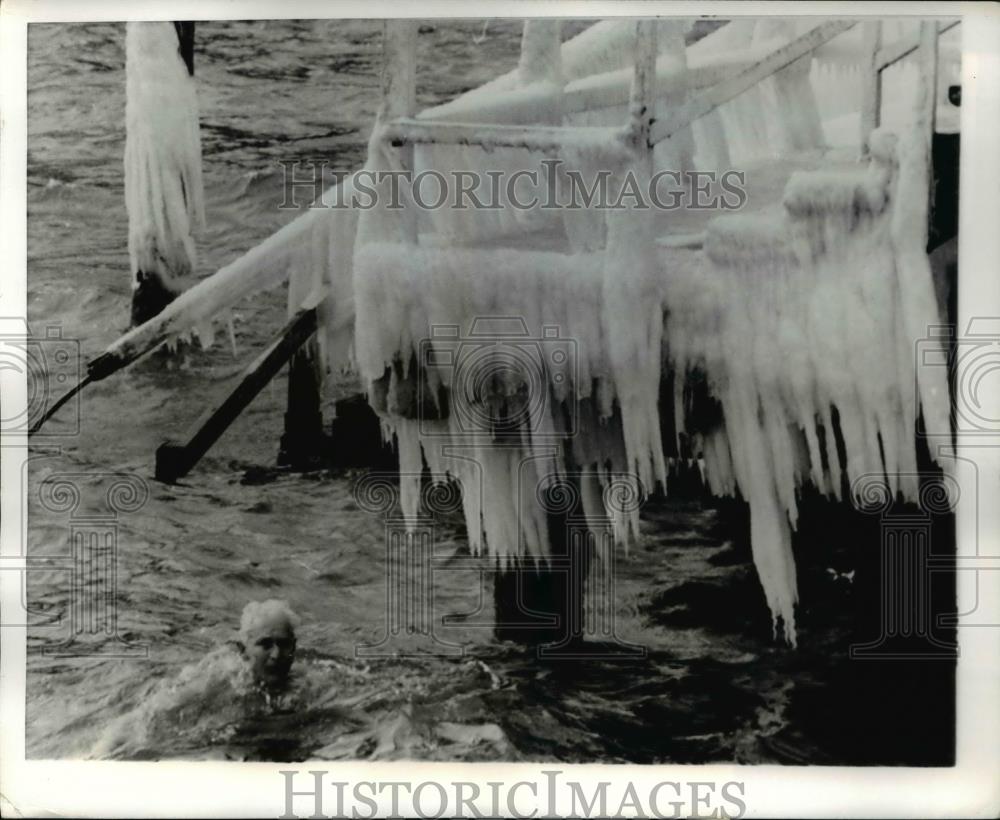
[[124, 22, 205, 326]]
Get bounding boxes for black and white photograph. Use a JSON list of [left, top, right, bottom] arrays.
[[2, 2, 998, 817]]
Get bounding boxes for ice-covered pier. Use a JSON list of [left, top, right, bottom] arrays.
[[89, 17, 961, 644]]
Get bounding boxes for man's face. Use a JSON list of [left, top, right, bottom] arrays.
[[243, 617, 296, 688]]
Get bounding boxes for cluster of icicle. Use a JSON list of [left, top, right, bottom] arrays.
[[347, 20, 668, 566], [348, 19, 946, 593], [662, 129, 950, 643], [352, 129, 661, 562], [114, 18, 955, 637], [124, 22, 205, 294]]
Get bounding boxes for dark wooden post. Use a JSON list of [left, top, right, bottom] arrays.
[[277, 336, 326, 469], [492, 475, 591, 647], [173, 22, 195, 76]]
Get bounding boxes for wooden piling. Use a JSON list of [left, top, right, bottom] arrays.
[[493, 477, 590, 647], [277, 336, 326, 469], [130, 272, 180, 328], [173, 22, 195, 76]]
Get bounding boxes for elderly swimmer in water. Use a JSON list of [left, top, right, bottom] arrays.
[[91, 598, 303, 758], [234, 598, 299, 693]]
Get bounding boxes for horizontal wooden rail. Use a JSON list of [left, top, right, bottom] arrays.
[[382, 118, 626, 156], [650, 19, 857, 145]]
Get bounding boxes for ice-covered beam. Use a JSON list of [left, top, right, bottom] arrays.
[[650, 19, 857, 144], [914, 21, 940, 150], [598, 21, 667, 494], [627, 19, 657, 142], [420, 84, 562, 125], [419, 40, 751, 127], [379, 20, 417, 123], [365, 20, 418, 246], [87, 181, 356, 381], [124, 22, 205, 326], [655, 21, 697, 171], [876, 20, 958, 72]]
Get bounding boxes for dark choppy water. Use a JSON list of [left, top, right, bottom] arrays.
[[26, 20, 953, 765]]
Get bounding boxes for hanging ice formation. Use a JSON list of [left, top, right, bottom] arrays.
[[663, 128, 950, 643], [352, 21, 666, 566], [350, 234, 657, 563], [124, 22, 206, 321], [344, 21, 953, 636], [106, 19, 954, 642]]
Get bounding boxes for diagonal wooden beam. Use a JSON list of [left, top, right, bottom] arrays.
[[650, 19, 858, 145], [876, 20, 959, 72], [154, 303, 320, 483]]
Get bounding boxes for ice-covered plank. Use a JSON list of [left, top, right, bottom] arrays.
[[383, 118, 626, 158], [90, 177, 358, 380], [420, 20, 726, 127], [650, 20, 857, 144]]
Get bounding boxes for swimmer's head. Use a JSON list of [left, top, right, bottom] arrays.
[[239, 599, 299, 690]]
